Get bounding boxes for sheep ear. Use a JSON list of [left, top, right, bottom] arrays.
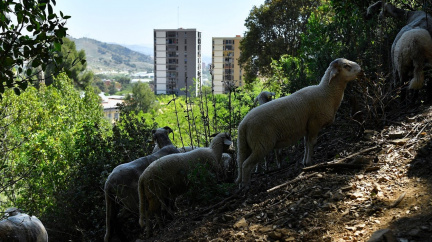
[[328, 67, 339, 85], [224, 139, 232, 146], [163, 126, 173, 133]]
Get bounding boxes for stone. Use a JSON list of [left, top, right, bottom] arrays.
[[233, 218, 248, 229], [367, 228, 396, 242]]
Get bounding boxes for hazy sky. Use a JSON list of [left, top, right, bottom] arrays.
[[55, 0, 265, 59]]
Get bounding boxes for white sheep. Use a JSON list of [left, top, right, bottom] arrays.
[[393, 28, 432, 90], [367, 1, 432, 89], [104, 126, 179, 242], [138, 132, 233, 237], [235, 58, 363, 188], [0, 208, 48, 242], [154, 145, 234, 181]]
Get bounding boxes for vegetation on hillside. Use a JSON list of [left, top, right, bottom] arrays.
[[1, 0, 432, 241], [71, 37, 153, 73]]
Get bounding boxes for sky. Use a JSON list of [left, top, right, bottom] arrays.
[[55, 0, 266, 60]]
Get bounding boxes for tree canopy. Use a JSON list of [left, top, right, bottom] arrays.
[[238, 0, 321, 83], [44, 37, 91, 88], [0, 0, 70, 98]]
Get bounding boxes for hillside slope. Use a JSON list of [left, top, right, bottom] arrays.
[[70, 37, 153, 73], [132, 99, 432, 241]]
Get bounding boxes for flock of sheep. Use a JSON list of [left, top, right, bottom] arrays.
[[0, 1, 431, 241]]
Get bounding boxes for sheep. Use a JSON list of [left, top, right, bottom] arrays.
[[0, 207, 48, 242], [254, 91, 275, 106], [366, 1, 432, 89], [138, 132, 233, 237], [393, 28, 432, 90], [104, 126, 179, 242], [154, 145, 234, 181], [235, 58, 363, 188]]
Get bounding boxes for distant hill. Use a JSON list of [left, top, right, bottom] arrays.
[[121, 44, 153, 56], [70, 37, 153, 74]]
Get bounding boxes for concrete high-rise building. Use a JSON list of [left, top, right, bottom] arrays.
[[212, 35, 243, 94], [154, 28, 202, 96]]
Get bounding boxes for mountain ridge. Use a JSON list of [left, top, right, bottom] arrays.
[[69, 37, 153, 74]]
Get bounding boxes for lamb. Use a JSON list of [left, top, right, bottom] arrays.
[[0, 207, 48, 242], [138, 132, 233, 237], [393, 28, 432, 90], [366, 1, 432, 89], [104, 126, 179, 242], [236, 58, 363, 188]]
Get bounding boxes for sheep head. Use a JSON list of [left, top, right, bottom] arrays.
[[151, 126, 174, 148], [210, 133, 234, 154], [328, 58, 362, 85], [366, 1, 410, 20]]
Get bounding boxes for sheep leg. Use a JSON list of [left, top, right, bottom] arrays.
[[241, 151, 267, 187], [235, 145, 250, 185], [145, 198, 161, 238], [409, 62, 424, 90], [303, 133, 318, 167], [104, 193, 115, 242], [105, 192, 125, 242]]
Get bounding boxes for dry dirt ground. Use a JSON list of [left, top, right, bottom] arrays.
[[136, 99, 432, 242]]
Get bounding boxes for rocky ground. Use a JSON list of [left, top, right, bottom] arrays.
[[136, 97, 432, 242]]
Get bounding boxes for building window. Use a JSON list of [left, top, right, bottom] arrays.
[[114, 113, 119, 120]]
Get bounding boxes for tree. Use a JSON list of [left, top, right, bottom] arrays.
[[0, 74, 108, 213], [44, 37, 91, 89], [238, 0, 321, 83], [122, 82, 156, 113], [0, 0, 69, 98]]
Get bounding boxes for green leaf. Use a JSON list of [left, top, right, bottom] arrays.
[[13, 87, 21, 95], [5, 57, 14, 66], [18, 81, 28, 91], [53, 42, 62, 52]]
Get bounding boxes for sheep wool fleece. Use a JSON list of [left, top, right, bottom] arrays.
[[236, 58, 362, 188]]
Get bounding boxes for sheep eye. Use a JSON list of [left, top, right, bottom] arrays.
[[343, 64, 352, 71]]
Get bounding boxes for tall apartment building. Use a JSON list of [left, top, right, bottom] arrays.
[[212, 35, 243, 94], [154, 28, 202, 96]]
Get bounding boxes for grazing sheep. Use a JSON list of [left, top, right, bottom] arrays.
[[154, 145, 234, 180], [366, 1, 432, 89], [0, 207, 48, 242], [104, 126, 179, 242], [393, 28, 432, 90], [236, 58, 363, 188], [138, 133, 233, 237]]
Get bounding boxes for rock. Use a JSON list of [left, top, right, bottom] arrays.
[[367, 228, 396, 242], [233, 217, 248, 229], [268, 231, 282, 240]]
